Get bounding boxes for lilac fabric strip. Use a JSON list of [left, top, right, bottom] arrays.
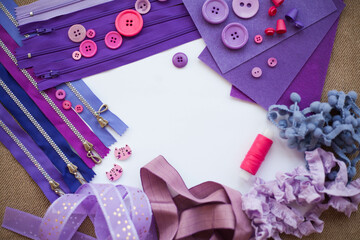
[[242, 148, 360, 240], [2, 184, 156, 240], [0, 103, 70, 202], [198, 0, 344, 109], [230, 16, 341, 109], [0, 25, 110, 168], [140, 155, 253, 240]]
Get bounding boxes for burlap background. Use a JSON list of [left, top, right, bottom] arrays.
[[0, 0, 359, 239]]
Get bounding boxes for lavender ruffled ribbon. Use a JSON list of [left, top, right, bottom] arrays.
[[242, 148, 360, 240], [2, 184, 157, 240]]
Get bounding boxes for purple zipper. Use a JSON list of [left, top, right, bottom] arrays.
[[0, 103, 69, 203], [0, 25, 110, 168]]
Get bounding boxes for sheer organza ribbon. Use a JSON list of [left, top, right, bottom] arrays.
[[140, 156, 253, 240], [2, 184, 157, 240]]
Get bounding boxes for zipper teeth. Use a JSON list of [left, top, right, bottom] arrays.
[[0, 2, 19, 27], [0, 79, 72, 165], [66, 82, 97, 115], [0, 39, 87, 144], [0, 120, 54, 182]]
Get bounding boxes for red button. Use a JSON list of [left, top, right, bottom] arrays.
[[265, 27, 275, 36], [79, 40, 97, 58], [268, 6, 277, 16], [254, 35, 263, 44], [62, 100, 72, 110], [55, 89, 66, 100], [105, 31, 123, 49], [75, 105, 84, 113], [86, 29, 96, 39], [72, 50, 82, 60], [115, 9, 143, 37]]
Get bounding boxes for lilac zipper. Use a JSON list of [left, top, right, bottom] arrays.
[[0, 103, 69, 203], [0, 25, 110, 168]]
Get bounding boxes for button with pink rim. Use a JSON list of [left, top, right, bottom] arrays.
[[254, 34, 262, 44], [86, 29, 96, 39], [55, 89, 66, 100], [72, 50, 82, 60], [75, 105, 84, 113], [79, 40, 97, 58], [252, 67, 262, 78], [232, 0, 259, 19], [135, 0, 151, 15], [105, 31, 123, 49], [62, 100, 72, 110], [202, 0, 229, 24], [221, 22, 249, 49], [268, 57, 277, 67], [115, 9, 143, 37], [68, 24, 86, 43]]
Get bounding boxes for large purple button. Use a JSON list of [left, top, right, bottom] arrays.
[[202, 0, 229, 24], [172, 52, 188, 68], [232, 0, 259, 19], [221, 22, 249, 49]]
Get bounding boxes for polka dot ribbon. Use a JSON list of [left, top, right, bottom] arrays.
[[2, 184, 155, 240]]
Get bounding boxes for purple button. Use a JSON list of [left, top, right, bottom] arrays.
[[172, 52, 188, 68], [68, 24, 86, 43], [135, 0, 151, 15], [251, 67, 262, 78], [202, 0, 229, 24], [55, 89, 66, 100], [232, 0, 259, 19], [221, 22, 249, 50]]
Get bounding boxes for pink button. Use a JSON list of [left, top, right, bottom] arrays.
[[268, 57, 277, 67], [115, 9, 143, 37], [68, 24, 86, 43], [251, 67, 262, 78], [79, 40, 97, 58], [86, 29, 96, 39], [75, 105, 84, 113], [72, 50, 82, 60], [254, 35, 263, 44], [62, 100, 72, 110], [55, 89, 66, 100], [105, 31, 123, 49]]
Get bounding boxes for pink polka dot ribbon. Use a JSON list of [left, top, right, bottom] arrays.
[[2, 184, 156, 240]]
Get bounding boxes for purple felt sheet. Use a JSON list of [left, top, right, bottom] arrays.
[[182, 0, 337, 73], [230, 17, 340, 110], [198, 0, 345, 109]]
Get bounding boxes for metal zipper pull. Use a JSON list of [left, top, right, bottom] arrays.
[[36, 28, 54, 34], [67, 163, 87, 184], [41, 70, 59, 79], [95, 104, 109, 128], [83, 140, 102, 164], [49, 180, 65, 196]]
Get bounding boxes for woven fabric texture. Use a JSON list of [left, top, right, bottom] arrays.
[[0, 0, 359, 239]]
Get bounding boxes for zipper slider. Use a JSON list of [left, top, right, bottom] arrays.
[[83, 140, 102, 164], [95, 104, 109, 128], [36, 28, 54, 34], [49, 180, 65, 196], [42, 71, 59, 79], [67, 163, 87, 185]]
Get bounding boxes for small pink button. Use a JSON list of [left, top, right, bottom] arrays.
[[72, 50, 82, 60], [75, 105, 84, 113], [86, 29, 96, 39], [254, 35, 263, 44], [115, 9, 143, 37], [251, 67, 262, 78], [62, 100, 72, 110], [79, 40, 97, 58], [105, 31, 123, 49], [68, 24, 86, 43], [268, 57, 277, 67], [55, 89, 66, 100]]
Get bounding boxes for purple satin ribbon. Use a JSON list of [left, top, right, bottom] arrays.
[[2, 184, 157, 240]]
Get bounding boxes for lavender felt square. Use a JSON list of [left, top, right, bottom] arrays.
[[183, 0, 337, 73]]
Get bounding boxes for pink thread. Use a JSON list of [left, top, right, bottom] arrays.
[[240, 134, 273, 175]]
